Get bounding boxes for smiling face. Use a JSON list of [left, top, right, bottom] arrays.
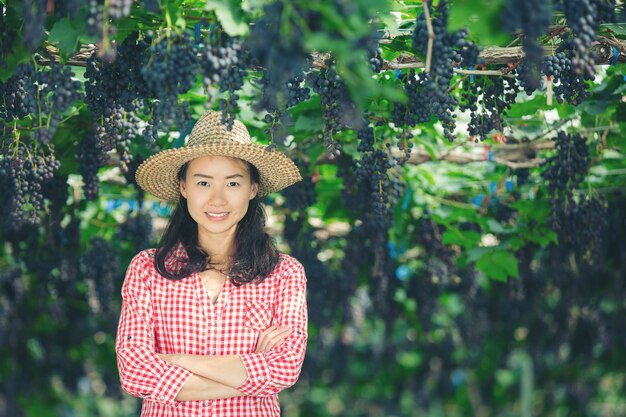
[[179, 155, 258, 253]]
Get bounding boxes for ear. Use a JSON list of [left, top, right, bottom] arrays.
[[249, 183, 258, 200], [179, 180, 188, 199]]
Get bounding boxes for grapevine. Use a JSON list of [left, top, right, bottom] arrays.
[[0, 3, 625, 417]]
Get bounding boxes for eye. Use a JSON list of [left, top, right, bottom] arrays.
[[197, 181, 209, 187], [227, 181, 240, 187]]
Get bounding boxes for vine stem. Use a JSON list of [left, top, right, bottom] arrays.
[[589, 127, 610, 168], [422, 1, 434, 73], [447, 74, 469, 93]]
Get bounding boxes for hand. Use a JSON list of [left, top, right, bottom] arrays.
[[255, 325, 292, 353]]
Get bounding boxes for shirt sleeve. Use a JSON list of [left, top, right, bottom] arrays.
[[236, 259, 308, 397], [116, 251, 193, 406]]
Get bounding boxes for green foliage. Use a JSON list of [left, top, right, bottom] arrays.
[[1, 1, 626, 416]]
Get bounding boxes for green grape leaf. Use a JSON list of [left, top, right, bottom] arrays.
[[0, 47, 31, 82], [442, 227, 481, 249], [448, 0, 511, 46], [49, 18, 80, 60], [205, 1, 249, 36], [601, 23, 626, 36], [475, 250, 519, 281]]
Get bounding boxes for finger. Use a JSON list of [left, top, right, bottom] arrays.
[[255, 326, 292, 352], [259, 324, 279, 338], [257, 332, 282, 352], [255, 334, 272, 353], [263, 329, 293, 351], [256, 325, 283, 344], [271, 327, 292, 338], [265, 335, 288, 351], [266, 326, 291, 337]]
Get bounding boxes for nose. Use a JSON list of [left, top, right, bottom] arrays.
[[208, 187, 227, 207]]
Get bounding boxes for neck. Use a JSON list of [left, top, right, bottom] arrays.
[[198, 229, 236, 269]]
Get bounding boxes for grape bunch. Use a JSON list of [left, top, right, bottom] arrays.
[[541, 131, 590, 231], [559, 193, 607, 265], [143, 31, 199, 94], [541, 128, 608, 262], [200, 35, 247, 128], [41, 174, 69, 212], [307, 61, 359, 158], [285, 74, 311, 108], [201, 36, 243, 94], [108, 0, 133, 19], [116, 212, 153, 251], [554, 0, 602, 77], [282, 215, 340, 326], [1, 62, 82, 144], [369, 47, 385, 73], [85, 33, 151, 169], [459, 75, 518, 140], [454, 28, 482, 68], [336, 154, 369, 215], [281, 171, 317, 212], [357, 123, 376, 153], [35, 63, 84, 144], [595, 0, 617, 22], [0, 136, 60, 228], [0, 64, 38, 121], [122, 156, 146, 203], [543, 34, 593, 106], [414, 217, 458, 282], [397, 0, 467, 141], [141, 31, 198, 131], [86, 0, 104, 37], [502, 0, 552, 92], [355, 149, 405, 233], [80, 237, 119, 313], [259, 71, 310, 144], [85, 33, 152, 116], [354, 31, 386, 73], [244, 1, 315, 115], [22, 0, 46, 52], [76, 131, 107, 200]]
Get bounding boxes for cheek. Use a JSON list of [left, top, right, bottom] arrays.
[[185, 192, 204, 213]]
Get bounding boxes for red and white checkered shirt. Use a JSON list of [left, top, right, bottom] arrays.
[[116, 246, 308, 417]]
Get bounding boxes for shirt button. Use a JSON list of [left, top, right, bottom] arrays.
[[211, 321, 217, 326], [210, 349, 216, 355], [159, 395, 165, 400], [203, 400, 210, 407], [256, 376, 263, 381]]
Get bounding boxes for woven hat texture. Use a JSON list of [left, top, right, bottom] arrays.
[[135, 111, 302, 201]]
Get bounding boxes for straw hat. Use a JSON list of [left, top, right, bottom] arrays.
[[135, 111, 302, 201]]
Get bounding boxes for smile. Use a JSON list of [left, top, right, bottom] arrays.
[[206, 212, 229, 218]]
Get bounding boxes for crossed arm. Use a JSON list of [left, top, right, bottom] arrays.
[[116, 252, 307, 405], [158, 325, 292, 401]]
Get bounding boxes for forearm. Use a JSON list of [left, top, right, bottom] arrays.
[[176, 373, 245, 401], [167, 354, 249, 389]]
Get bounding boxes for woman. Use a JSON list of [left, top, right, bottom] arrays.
[[116, 110, 308, 417]]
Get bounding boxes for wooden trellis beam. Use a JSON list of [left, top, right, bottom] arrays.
[[39, 36, 626, 73]]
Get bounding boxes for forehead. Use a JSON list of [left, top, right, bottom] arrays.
[[186, 155, 250, 175]]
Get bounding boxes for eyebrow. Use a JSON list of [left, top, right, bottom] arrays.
[[192, 173, 245, 179]]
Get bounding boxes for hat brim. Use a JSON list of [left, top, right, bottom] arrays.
[[135, 142, 302, 201]]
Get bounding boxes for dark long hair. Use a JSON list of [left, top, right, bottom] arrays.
[[154, 160, 279, 285]]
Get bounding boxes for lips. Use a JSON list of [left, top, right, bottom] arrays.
[[206, 212, 229, 219]]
